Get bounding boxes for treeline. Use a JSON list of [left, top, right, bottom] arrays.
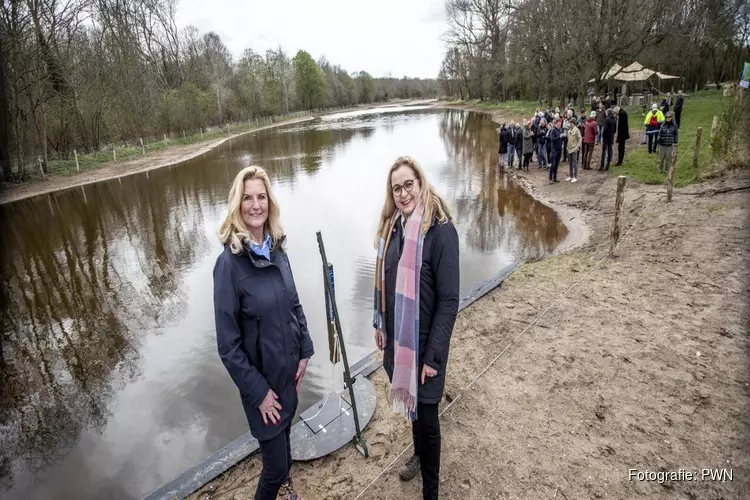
[[437, 0, 750, 104], [0, 0, 438, 182]]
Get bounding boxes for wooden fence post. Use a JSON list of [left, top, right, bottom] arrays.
[[74, 149, 79, 171], [113, 148, 117, 162], [610, 176, 627, 254], [711, 116, 718, 139], [38, 156, 45, 177], [200, 128, 203, 140], [164, 133, 168, 143], [693, 127, 702, 171], [667, 144, 678, 202], [140, 138, 146, 156]]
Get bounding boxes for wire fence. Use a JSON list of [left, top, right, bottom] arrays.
[[350, 149, 693, 500], [0, 105, 359, 185]]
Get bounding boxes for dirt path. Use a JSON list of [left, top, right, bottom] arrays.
[[0, 99, 437, 206], [188, 135, 750, 497], [0, 116, 318, 206]]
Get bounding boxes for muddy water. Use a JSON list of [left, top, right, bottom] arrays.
[[0, 106, 567, 499]]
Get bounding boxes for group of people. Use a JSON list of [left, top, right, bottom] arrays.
[[498, 89, 686, 182], [498, 101, 630, 184], [642, 90, 683, 173], [214, 158, 459, 500]]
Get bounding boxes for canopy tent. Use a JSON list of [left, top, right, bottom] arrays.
[[589, 61, 680, 83]]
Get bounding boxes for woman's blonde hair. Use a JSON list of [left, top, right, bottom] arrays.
[[373, 156, 452, 248], [219, 165, 285, 254]]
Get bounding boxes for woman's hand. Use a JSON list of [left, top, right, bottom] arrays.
[[374, 329, 385, 351], [420, 364, 437, 384], [259, 388, 282, 426], [295, 358, 309, 394]]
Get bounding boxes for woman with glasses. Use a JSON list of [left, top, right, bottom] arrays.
[[373, 156, 460, 500]]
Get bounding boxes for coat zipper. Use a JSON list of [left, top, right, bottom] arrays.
[[256, 316, 264, 374]]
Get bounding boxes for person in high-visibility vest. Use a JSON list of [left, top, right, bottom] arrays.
[[643, 104, 665, 154]]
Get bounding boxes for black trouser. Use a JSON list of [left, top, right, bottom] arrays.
[[675, 109, 682, 128], [616, 140, 626, 165], [600, 142, 613, 170], [549, 150, 561, 181], [562, 137, 568, 162], [412, 402, 440, 500], [647, 132, 658, 153], [256, 424, 292, 500], [582, 142, 594, 169], [523, 152, 532, 168]]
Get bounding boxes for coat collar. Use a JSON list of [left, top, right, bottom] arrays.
[[240, 234, 287, 268]]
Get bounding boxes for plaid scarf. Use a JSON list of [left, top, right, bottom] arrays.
[[373, 203, 426, 421]]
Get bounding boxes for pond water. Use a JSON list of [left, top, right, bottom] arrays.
[[0, 105, 567, 499]]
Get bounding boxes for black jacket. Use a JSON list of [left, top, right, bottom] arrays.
[[674, 95, 684, 112], [616, 109, 630, 143], [661, 97, 673, 112], [658, 121, 679, 146], [382, 215, 460, 404], [549, 127, 563, 152], [499, 128, 509, 154], [213, 237, 315, 441], [514, 126, 523, 149], [602, 115, 617, 144]]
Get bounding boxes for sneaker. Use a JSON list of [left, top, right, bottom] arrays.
[[565, 176, 571, 181], [398, 455, 420, 481], [571, 178, 578, 183], [279, 482, 301, 500]]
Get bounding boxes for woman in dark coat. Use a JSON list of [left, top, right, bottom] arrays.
[[214, 165, 314, 500], [615, 106, 630, 166], [513, 123, 524, 168], [373, 156, 459, 500], [498, 124, 509, 167]]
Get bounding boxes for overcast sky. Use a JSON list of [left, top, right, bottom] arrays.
[[175, 0, 447, 79]]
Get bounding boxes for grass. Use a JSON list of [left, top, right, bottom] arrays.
[[450, 90, 732, 188], [462, 98, 539, 118], [5, 110, 317, 183], [614, 90, 725, 188]]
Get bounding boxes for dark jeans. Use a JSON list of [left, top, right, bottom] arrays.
[[582, 142, 594, 169], [647, 131, 658, 153], [549, 150, 561, 181], [600, 142, 613, 169], [675, 109, 682, 128], [616, 140, 626, 165], [523, 152, 532, 168], [412, 402, 441, 500], [256, 424, 292, 500]]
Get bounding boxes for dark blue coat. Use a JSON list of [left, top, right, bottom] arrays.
[[213, 236, 314, 441], [549, 127, 563, 152], [382, 215, 460, 404]]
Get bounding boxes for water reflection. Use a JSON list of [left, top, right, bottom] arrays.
[[0, 107, 566, 500], [437, 110, 566, 257]]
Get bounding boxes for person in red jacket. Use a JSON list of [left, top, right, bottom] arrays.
[[582, 111, 598, 170]]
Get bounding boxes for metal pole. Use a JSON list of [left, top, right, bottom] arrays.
[[316, 231, 369, 458]]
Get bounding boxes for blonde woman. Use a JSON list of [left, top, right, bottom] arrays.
[[214, 166, 313, 500], [373, 156, 460, 500]]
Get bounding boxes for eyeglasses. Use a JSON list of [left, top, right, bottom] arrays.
[[392, 179, 417, 197]]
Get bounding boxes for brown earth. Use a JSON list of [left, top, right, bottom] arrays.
[[0, 116, 317, 206], [0, 99, 434, 206], [188, 112, 750, 499]]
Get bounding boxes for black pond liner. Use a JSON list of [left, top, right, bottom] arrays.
[[143, 261, 520, 500]]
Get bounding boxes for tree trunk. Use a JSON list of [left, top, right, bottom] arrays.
[[0, 37, 12, 181]]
